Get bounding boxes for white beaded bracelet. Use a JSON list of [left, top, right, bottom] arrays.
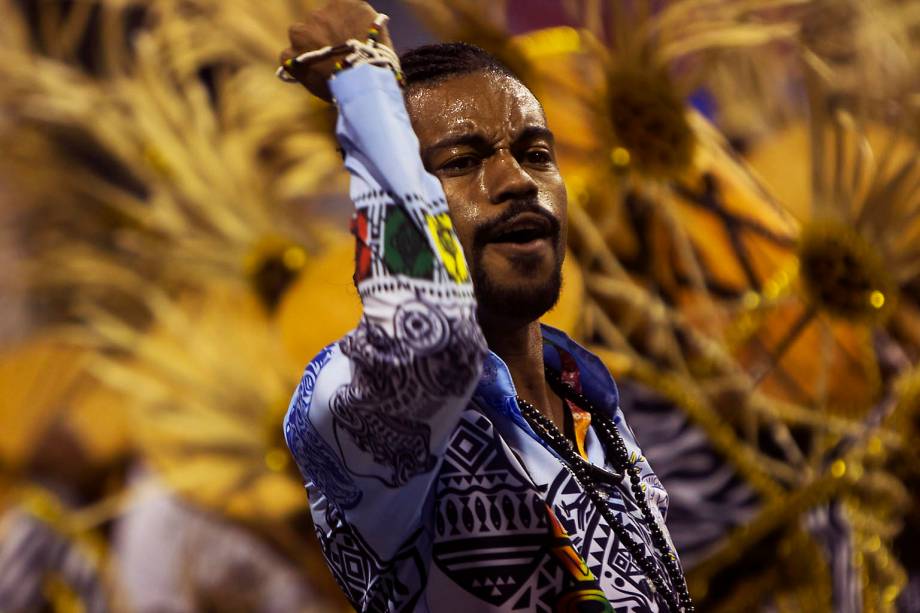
[[275, 14, 403, 85]]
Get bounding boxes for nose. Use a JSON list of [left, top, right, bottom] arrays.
[[485, 149, 538, 205]]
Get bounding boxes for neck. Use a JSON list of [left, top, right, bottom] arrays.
[[480, 316, 564, 429]]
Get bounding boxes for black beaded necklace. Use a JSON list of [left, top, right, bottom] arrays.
[[515, 366, 694, 613]]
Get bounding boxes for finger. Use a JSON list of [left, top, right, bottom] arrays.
[[288, 22, 314, 51], [288, 20, 333, 52], [279, 47, 314, 84], [337, 1, 379, 38], [378, 26, 394, 51], [340, 0, 378, 20], [279, 47, 296, 66], [279, 47, 307, 78]]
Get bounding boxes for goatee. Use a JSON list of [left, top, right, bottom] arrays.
[[473, 259, 563, 323], [470, 198, 564, 323]]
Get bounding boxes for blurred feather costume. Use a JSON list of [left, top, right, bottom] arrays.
[[0, 337, 127, 613], [0, 0, 918, 611], [409, 1, 920, 612], [0, 0, 363, 610]]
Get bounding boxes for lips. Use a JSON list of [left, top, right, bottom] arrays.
[[488, 212, 554, 245]]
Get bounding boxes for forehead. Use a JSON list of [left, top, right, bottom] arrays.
[[405, 71, 546, 145]]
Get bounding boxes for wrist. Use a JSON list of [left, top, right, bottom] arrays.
[[277, 14, 402, 87]]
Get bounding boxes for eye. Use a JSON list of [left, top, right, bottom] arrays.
[[523, 148, 553, 166], [440, 155, 479, 174]]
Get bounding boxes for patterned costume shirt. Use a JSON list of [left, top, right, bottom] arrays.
[[284, 64, 683, 612]]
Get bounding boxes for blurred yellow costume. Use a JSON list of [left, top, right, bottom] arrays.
[[0, 0, 919, 611], [411, 1, 920, 611]]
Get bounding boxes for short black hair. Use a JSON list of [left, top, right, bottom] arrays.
[[399, 42, 521, 90]]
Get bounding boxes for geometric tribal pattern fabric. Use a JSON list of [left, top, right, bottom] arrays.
[[431, 411, 677, 612], [284, 64, 682, 612]]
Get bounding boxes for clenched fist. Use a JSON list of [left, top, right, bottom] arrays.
[[279, 0, 394, 102]]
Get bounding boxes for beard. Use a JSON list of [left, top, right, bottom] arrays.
[[469, 199, 564, 324], [472, 254, 563, 323]]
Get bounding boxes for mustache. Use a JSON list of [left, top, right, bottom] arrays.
[[472, 199, 561, 251]]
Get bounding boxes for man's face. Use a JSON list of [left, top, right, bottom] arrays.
[[406, 70, 567, 326]]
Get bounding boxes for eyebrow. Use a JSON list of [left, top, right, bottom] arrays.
[[515, 126, 555, 147], [422, 125, 555, 162], [424, 133, 492, 157]]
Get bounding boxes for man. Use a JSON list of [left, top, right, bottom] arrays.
[[281, 2, 692, 611]]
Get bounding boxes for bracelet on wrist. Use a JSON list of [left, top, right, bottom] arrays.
[[275, 14, 404, 86]]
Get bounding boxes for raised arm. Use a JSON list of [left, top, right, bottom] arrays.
[[281, 1, 488, 577]]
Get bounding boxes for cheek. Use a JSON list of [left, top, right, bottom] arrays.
[[443, 183, 481, 255], [556, 185, 568, 230], [540, 173, 568, 220]]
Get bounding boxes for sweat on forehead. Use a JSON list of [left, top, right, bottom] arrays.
[[404, 71, 546, 141]]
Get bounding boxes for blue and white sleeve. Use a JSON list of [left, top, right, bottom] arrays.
[[283, 64, 488, 561]]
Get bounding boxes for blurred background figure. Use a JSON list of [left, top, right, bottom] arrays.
[[1, 0, 918, 612]]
